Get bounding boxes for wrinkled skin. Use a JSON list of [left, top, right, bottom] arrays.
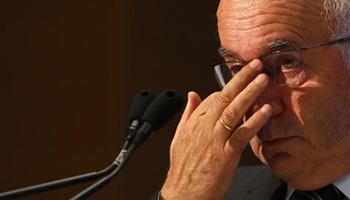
[[161, 0, 350, 199]]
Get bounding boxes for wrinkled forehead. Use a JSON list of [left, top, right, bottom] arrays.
[[217, 0, 327, 60]]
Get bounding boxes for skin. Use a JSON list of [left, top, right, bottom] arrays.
[[161, 0, 350, 199]]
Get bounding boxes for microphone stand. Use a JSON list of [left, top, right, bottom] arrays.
[[0, 166, 113, 199], [0, 89, 183, 200], [70, 143, 136, 200], [0, 146, 129, 200], [0, 122, 139, 200], [69, 122, 152, 200]]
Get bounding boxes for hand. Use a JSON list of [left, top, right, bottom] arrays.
[[160, 59, 272, 200]]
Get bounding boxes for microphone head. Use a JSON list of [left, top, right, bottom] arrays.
[[128, 90, 156, 122], [142, 89, 185, 130]]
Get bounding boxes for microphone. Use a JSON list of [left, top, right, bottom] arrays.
[[124, 90, 156, 149], [70, 89, 185, 200], [0, 90, 156, 200], [132, 89, 185, 146], [128, 90, 156, 122]]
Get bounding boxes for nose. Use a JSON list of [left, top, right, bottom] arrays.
[[252, 81, 285, 117]]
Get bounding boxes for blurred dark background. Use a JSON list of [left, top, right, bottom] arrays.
[[0, 0, 260, 199]]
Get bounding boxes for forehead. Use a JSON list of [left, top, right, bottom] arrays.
[[217, 0, 328, 60]]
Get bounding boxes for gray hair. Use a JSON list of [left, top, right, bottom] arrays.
[[323, 0, 350, 69]]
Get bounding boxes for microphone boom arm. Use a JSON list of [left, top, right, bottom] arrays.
[[0, 151, 123, 199]]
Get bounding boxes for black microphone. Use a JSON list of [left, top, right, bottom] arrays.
[[70, 89, 185, 200], [0, 90, 156, 200], [124, 90, 156, 149], [128, 90, 156, 122], [132, 89, 185, 146]]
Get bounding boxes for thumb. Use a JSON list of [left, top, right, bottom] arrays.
[[180, 91, 202, 122]]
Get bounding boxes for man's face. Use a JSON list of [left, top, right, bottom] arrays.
[[217, 0, 350, 190]]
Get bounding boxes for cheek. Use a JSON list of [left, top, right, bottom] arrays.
[[289, 82, 322, 129], [299, 48, 350, 146], [294, 79, 349, 149], [291, 85, 328, 145]]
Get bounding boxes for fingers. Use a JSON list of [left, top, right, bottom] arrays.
[[178, 59, 268, 149], [211, 59, 264, 117], [185, 59, 263, 124], [223, 74, 269, 129], [214, 73, 269, 143], [225, 104, 272, 155]]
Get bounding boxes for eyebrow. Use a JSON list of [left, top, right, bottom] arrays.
[[218, 38, 296, 59], [218, 46, 234, 57], [266, 38, 293, 51]]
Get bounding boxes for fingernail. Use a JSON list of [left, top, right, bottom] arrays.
[[187, 91, 194, 103], [261, 104, 272, 114], [249, 59, 262, 70], [255, 74, 269, 84]]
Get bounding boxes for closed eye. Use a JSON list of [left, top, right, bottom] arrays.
[[225, 61, 245, 75]]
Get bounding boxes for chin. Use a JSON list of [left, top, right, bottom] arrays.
[[264, 153, 325, 190], [251, 141, 322, 189], [267, 152, 297, 177], [254, 148, 299, 180]]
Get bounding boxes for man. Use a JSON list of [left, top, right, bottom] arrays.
[[153, 0, 350, 199]]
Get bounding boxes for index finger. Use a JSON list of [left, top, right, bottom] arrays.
[[214, 59, 263, 113]]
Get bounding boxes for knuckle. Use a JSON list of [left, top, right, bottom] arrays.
[[205, 93, 218, 104], [234, 72, 248, 85], [215, 92, 231, 104], [208, 92, 220, 99], [223, 107, 239, 121], [243, 64, 256, 74]]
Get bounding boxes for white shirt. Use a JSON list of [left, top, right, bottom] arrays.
[[285, 173, 350, 200]]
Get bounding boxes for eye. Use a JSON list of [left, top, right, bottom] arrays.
[[225, 61, 244, 75], [273, 53, 303, 71]]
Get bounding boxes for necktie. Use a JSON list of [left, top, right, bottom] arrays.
[[270, 181, 287, 200], [290, 184, 346, 200]]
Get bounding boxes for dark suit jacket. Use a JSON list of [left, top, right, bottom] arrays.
[[151, 166, 284, 200]]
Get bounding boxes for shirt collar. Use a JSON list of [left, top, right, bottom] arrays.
[[285, 186, 294, 200], [285, 173, 350, 200], [334, 172, 350, 199]]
